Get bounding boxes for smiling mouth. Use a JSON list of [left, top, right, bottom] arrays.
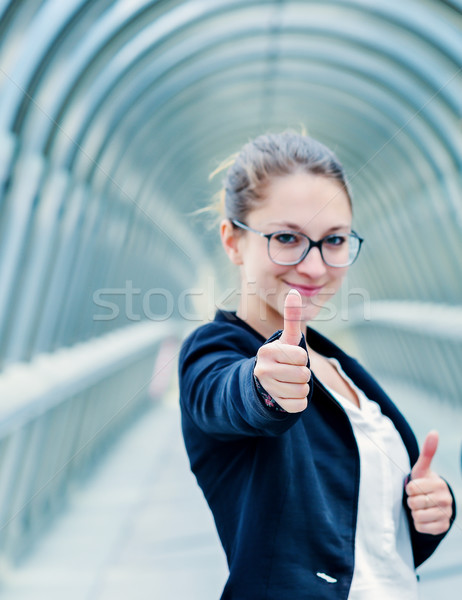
[[283, 281, 324, 297]]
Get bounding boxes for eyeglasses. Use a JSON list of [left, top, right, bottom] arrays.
[[231, 220, 364, 267]]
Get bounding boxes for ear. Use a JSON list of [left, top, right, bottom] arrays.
[[220, 219, 244, 265]]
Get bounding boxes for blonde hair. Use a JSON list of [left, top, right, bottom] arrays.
[[207, 131, 352, 224]]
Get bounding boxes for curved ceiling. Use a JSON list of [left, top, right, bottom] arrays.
[[0, 0, 461, 377]]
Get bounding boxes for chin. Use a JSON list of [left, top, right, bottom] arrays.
[[302, 311, 320, 324], [301, 302, 325, 323]]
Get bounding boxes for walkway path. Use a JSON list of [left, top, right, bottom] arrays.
[[0, 398, 227, 600], [0, 381, 460, 599]]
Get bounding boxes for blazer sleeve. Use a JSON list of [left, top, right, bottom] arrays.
[[403, 476, 457, 568], [179, 326, 312, 439]]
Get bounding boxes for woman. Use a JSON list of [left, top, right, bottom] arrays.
[[178, 132, 455, 599]]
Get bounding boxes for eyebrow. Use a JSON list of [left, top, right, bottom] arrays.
[[265, 221, 351, 233]]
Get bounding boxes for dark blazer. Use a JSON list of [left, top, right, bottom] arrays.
[[179, 310, 455, 600]]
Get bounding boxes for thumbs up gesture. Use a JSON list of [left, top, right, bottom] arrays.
[[405, 431, 453, 535], [254, 289, 311, 413]]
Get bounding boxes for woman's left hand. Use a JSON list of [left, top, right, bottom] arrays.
[[405, 430, 453, 535]]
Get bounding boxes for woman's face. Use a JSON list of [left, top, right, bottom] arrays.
[[221, 171, 353, 337]]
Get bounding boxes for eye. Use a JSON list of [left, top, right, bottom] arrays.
[[324, 234, 347, 246], [273, 232, 300, 245]]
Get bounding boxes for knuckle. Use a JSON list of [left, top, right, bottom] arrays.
[[257, 344, 272, 359], [432, 524, 445, 535], [440, 495, 452, 508], [253, 362, 264, 377], [287, 346, 306, 364], [414, 519, 430, 533], [296, 347, 308, 364], [407, 497, 416, 510], [283, 398, 307, 413], [297, 366, 305, 379], [406, 483, 416, 496], [301, 366, 311, 380], [254, 362, 271, 382]]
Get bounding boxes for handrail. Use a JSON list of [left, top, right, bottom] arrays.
[[0, 320, 181, 567]]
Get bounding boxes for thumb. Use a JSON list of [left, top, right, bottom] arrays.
[[280, 289, 303, 346], [411, 430, 439, 479]]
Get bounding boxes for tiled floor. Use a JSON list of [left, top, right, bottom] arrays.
[[0, 381, 460, 599]]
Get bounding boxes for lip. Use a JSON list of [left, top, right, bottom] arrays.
[[283, 281, 324, 297]]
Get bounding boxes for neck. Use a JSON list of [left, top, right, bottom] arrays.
[[236, 292, 301, 340]]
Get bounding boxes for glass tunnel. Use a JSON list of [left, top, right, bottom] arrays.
[[0, 0, 460, 598]]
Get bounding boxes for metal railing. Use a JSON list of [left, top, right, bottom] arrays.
[[346, 301, 462, 409], [0, 321, 180, 569]]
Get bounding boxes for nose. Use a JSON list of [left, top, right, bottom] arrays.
[[295, 246, 328, 278]]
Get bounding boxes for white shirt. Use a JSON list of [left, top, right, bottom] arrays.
[[323, 358, 419, 600]]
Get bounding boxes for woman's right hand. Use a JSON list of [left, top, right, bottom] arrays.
[[254, 290, 311, 413]]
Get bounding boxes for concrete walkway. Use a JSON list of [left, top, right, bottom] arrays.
[[0, 381, 460, 599], [0, 400, 227, 600]]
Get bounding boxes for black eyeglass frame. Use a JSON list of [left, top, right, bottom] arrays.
[[231, 219, 364, 268]]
